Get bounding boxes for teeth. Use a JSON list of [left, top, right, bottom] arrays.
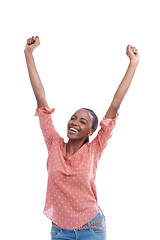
[[70, 127, 78, 132]]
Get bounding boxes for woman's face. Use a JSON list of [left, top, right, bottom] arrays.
[[67, 109, 94, 141]]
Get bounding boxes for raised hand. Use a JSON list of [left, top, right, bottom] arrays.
[[126, 45, 139, 64], [24, 36, 40, 53], [105, 44, 139, 119], [24, 35, 49, 108]]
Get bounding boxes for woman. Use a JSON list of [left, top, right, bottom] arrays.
[[24, 36, 139, 240]]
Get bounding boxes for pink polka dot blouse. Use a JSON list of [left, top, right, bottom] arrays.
[[34, 107, 118, 230]]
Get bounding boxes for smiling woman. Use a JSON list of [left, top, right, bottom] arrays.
[[66, 108, 96, 158], [67, 108, 98, 145], [68, 109, 94, 138], [24, 36, 139, 240]]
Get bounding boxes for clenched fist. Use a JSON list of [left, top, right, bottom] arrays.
[[126, 45, 139, 64], [24, 36, 40, 53]]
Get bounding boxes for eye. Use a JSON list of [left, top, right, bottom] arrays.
[[71, 116, 76, 120], [81, 120, 86, 124]]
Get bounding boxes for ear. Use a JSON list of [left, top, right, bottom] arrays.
[[88, 129, 94, 136]]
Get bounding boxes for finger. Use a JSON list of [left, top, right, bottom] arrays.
[[31, 36, 35, 43], [126, 45, 131, 54], [133, 47, 136, 52], [31, 38, 35, 44], [133, 47, 138, 54], [35, 36, 40, 45], [27, 38, 32, 45], [31, 36, 38, 43], [128, 45, 134, 53], [131, 46, 135, 51], [36, 36, 40, 43]]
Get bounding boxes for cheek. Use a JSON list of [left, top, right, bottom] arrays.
[[67, 120, 71, 126], [85, 121, 93, 131], [81, 125, 92, 134]]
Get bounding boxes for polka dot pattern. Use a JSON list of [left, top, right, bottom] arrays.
[[34, 107, 118, 230]]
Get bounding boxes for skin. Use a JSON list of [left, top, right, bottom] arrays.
[[24, 36, 139, 158], [66, 109, 94, 158]]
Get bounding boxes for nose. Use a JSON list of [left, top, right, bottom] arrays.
[[73, 121, 78, 126]]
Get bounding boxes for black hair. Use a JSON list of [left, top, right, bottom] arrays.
[[81, 108, 98, 144]]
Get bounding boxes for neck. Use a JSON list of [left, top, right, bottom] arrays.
[[66, 139, 85, 158]]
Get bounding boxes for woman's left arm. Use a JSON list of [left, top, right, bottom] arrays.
[[105, 45, 139, 119]]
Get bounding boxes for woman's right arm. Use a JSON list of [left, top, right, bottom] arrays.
[[24, 36, 49, 108]]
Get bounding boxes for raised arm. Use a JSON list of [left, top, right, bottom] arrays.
[[24, 36, 49, 108], [105, 45, 139, 119]]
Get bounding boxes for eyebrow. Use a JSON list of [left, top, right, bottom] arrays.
[[81, 117, 88, 122], [72, 115, 88, 122]]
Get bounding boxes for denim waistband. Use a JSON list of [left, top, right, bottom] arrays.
[[52, 206, 105, 230], [88, 206, 105, 224]]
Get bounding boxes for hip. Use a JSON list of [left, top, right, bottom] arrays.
[[51, 207, 107, 240]]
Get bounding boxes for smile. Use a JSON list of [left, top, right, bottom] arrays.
[[69, 127, 79, 133]]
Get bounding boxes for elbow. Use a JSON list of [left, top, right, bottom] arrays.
[[106, 103, 120, 119], [35, 91, 46, 102], [36, 97, 49, 108]]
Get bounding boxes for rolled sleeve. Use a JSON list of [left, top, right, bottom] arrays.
[[34, 107, 61, 151], [90, 113, 119, 161]]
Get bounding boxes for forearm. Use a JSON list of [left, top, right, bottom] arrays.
[[25, 50, 46, 101], [111, 60, 138, 109]]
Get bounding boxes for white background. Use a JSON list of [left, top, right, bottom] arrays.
[[0, 0, 160, 239]]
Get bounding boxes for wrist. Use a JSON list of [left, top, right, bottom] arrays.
[[24, 48, 33, 56], [130, 58, 139, 66]]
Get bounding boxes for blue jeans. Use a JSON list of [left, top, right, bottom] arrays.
[[51, 207, 107, 240]]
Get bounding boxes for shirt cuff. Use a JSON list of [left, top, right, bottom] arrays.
[[100, 113, 119, 130], [34, 107, 55, 116]]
